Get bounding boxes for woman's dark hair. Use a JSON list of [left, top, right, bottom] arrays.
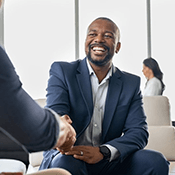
[[143, 57, 165, 94]]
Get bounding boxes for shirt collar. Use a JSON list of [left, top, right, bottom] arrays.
[[86, 58, 114, 80]]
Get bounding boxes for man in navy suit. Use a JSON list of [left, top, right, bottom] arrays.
[[40, 17, 169, 174]]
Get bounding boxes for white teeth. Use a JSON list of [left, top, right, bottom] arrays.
[[92, 47, 105, 52]]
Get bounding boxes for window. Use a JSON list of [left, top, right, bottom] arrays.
[[3, 0, 175, 120], [4, 0, 74, 98]]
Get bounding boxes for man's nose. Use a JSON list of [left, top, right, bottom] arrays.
[[94, 34, 105, 43]]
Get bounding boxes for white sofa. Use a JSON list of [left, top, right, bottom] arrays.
[[28, 96, 175, 174]]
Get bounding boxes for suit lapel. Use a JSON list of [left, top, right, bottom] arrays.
[[76, 60, 123, 141], [102, 70, 122, 141], [76, 58, 93, 117]]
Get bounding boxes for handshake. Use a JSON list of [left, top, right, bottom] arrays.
[[54, 115, 76, 153]]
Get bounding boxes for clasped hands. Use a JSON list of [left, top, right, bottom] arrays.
[[54, 115, 76, 150], [54, 115, 103, 164], [59, 144, 103, 164]]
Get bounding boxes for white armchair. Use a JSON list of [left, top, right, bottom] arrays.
[[143, 96, 175, 175]]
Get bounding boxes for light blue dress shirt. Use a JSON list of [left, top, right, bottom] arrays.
[[76, 58, 120, 161]]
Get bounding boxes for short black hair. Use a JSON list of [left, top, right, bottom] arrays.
[[89, 17, 120, 41]]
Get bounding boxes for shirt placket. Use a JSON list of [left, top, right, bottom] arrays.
[[92, 82, 105, 146]]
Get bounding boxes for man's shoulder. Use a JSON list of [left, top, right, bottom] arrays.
[[114, 68, 141, 93], [51, 59, 81, 68], [113, 68, 141, 89], [49, 59, 87, 77], [116, 68, 140, 81], [50, 59, 84, 73]]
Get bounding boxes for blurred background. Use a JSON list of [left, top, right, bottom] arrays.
[[2, 0, 175, 119]]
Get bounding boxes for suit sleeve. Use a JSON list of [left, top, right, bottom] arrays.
[[0, 46, 59, 152], [46, 62, 70, 115], [106, 78, 148, 162]]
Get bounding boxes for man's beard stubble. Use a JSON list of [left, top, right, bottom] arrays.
[[87, 45, 112, 67]]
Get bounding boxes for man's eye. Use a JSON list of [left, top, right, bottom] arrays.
[[89, 33, 96, 37], [104, 34, 113, 38]]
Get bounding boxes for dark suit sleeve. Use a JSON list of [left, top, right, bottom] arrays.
[[106, 77, 148, 162], [46, 62, 71, 115], [0, 46, 59, 152]]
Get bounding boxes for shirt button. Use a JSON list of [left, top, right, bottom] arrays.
[[94, 124, 97, 127]]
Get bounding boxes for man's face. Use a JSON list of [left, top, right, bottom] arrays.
[[85, 19, 120, 67]]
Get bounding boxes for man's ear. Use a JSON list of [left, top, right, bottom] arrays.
[[115, 42, 121, 53]]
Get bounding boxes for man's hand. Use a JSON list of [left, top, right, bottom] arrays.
[[65, 146, 103, 164], [54, 115, 76, 151]]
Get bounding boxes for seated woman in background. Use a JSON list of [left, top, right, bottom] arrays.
[[142, 57, 165, 96]]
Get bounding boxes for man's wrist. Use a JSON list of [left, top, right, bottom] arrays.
[[99, 145, 111, 160]]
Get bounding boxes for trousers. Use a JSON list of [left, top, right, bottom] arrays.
[[41, 149, 169, 175]]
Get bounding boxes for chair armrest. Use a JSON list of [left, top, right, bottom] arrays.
[[145, 126, 175, 161], [29, 151, 43, 167], [27, 168, 71, 175]]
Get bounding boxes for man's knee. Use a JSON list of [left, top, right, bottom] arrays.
[[49, 154, 87, 175], [150, 150, 168, 168], [131, 149, 169, 174], [146, 150, 169, 174]]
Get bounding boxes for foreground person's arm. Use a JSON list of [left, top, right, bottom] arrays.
[[0, 46, 76, 152]]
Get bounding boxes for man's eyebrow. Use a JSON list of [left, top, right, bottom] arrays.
[[105, 31, 115, 36], [88, 29, 97, 33], [88, 30, 114, 35]]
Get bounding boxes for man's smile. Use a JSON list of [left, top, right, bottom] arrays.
[[90, 44, 109, 56], [92, 46, 106, 52]]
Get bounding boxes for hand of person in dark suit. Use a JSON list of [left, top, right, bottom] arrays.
[[65, 146, 103, 164], [54, 115, 76, 151]]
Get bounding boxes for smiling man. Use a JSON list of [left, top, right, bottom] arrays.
[[85, 18, 120, 70], [40, 17, 169, 175]]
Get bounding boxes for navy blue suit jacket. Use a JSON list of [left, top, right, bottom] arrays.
[[41, 58, 148, 168]]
